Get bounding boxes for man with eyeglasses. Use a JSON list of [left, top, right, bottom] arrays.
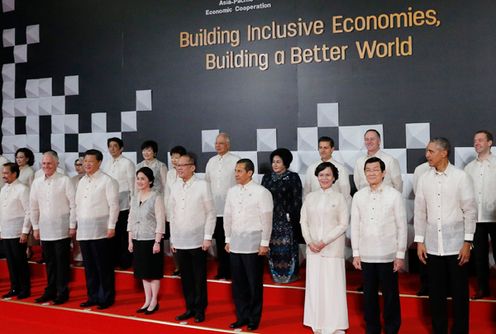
[[169, 153, 216, 323]]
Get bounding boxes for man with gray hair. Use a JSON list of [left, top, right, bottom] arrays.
[[353, 129, 403, 192], [205, 132, 239, 280], [415, 137, 477, 333], [31, 151, 76, 305]]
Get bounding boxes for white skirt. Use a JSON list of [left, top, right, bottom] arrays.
[[303, 253, 349, 334]]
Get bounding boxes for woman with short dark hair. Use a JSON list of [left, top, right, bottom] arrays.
[[128, 167, 166, 315]]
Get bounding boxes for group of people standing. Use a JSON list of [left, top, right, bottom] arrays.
[[0, 128, 494, 334]]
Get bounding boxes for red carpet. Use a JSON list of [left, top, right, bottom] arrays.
[[0, 256, 495, 333]]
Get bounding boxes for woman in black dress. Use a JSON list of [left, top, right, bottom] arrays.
[[128, 167, 166, 314], [261, 148, 303, 283]]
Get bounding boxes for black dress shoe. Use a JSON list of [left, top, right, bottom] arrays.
[[247, 322, 259, 331], [144, 303, 159, 315], [172, 270, 181, 276], [35, 295, 54, 303], [229, 320, 247, 328], [52, 296, 68, 305], [137, 305, 149, 313], [97, 302, 113, 310], [416, 287, 429, 297], [471, 290, 490, 300], [80, 300, 97, 308], [17, 292, 31, 300], [194, 313, 205, 323], [175, 310, 194, 321], [2, 290, 18, 298]]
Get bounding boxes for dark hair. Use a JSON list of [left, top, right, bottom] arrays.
[[74, 158, 83, 165], [170, 145, 187, 156], [318, 136, 335, 148], [429, 137, 451, 157], [3, 162, 19, 178], [314, 162, 339, 183], [15, 147, 35, 166], [181, 152, 197, 168], [237, 158, 255, 173], [141, 140, 158, 154], [107, 137, 124, 149], [270, 148, 293, 168], [364, 157, 385, 172], [136, 166, 155, 188], [475, 130, 493, 142], [84, 149, 103, 161], [365, 129, 381, 138]]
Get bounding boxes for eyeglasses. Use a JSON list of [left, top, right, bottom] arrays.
[[176, 163, 193, 168], [75, 164, 83, 167]]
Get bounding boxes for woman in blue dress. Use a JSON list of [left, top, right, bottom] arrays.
[[261, 148, 303, 283]]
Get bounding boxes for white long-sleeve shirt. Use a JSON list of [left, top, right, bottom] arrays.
[[0, 180, 31, 239], [412, 162, 431, 195], [103, 155, 135, 211], [303, 158, 351, 205], [414, 164, 477, 256], [136, 159, 167, 194], [30, 172, 76, 241], [353, 150, 403, 193], [224, 180, 273, 254], [75, 170, 119, 241], [300, 187, 349, 258], [127, 191, 166, 240], [169, 175, 216, 249], [464, 154, 496, 222], [18, 166, 35, 187], [351, 184, 407, 262], [205, 152, 240, 216]]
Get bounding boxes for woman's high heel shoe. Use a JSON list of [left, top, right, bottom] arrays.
[[144, 303, 159, 315]]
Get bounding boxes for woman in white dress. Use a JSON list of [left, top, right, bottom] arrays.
[[300, 161, 349, 334], [15, 148, 35, 186]]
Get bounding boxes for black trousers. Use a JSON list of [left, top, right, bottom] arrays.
[[79, 238, 115, 306], [473, 222, 496, 293], [230, 252, 264, 326], [176, 248, 208, 315], [361, 262, 401, 334], [3, 238, 30, 294], [428, 254, 469, 334], [112, 210, 133, 269], [41, 238, 71, 299], [213, 217, 231, 278]]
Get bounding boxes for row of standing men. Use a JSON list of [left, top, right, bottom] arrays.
[[0, 129, 495, 334]]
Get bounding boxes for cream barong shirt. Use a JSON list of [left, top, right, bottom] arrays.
[[351, 184, 407, 262], [205, 152, 240, 217], [353, 150, 403, 193], [464, 154, 496, 222], [168, 175, 216, 249], [414, 164, 477, 256], [223, 180, 273, 254], [75, 170, 119, 240], [30, 172, 76, 241], [0, 180, 31, 238], [103, 155, 135, 211]]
